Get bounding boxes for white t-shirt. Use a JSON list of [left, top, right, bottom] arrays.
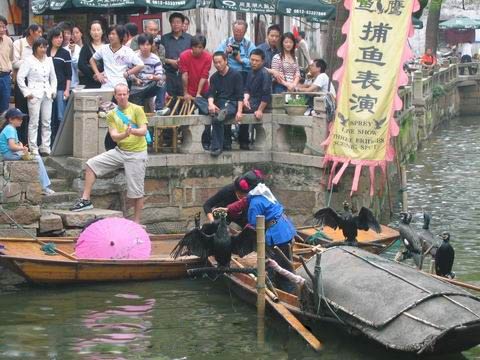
[[313, 73, 336, 97], [64, 44, 82, 89], [93, 44, 143, 89], [460, 43, 472, 58]]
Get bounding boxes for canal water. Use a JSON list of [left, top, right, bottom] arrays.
[[0, 116, 479, 359]]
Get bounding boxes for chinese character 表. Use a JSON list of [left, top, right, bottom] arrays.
[[352, 70, 382, 90]]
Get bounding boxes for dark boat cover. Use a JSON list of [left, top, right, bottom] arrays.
[[297, 246, 480, 354]]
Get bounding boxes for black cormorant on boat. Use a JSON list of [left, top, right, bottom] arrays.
[[435, 232, 455, 278], [313, 202, 381, 244], [417, 212, 438, 257], [171, 209, 257, 267], [397, 212, 423, 268]]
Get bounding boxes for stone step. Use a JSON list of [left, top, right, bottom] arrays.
[[45, 166, 58, 178], [49, 208, 123, 227], [42, 191, 78, 204], [42, 201, 76, 210], [49, 178, 69, 192]]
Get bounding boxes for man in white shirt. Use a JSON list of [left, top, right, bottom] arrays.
[[296, 59, 335, 117], [90, 25, 143, 90], [459, 42, 473, 75], [297, 59, 335, 96]]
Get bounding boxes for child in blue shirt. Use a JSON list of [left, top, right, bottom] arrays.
[[0, 108, 55, 195]]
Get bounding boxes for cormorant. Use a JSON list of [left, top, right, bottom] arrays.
[[435, 232, 455, 278], [171, 209, 257, 267], [417, 212, 438, 257], [397, 212, 423, 268], [313, 202, 381, 244]]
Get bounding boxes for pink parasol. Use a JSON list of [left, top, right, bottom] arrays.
[[75, 218, 151, 260]]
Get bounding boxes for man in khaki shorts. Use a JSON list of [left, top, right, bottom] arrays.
[[70, 83, 148, 223]]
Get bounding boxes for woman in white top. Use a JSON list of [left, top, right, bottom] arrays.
[[16, 37, 57, 155], [90, 24, 143, 90]]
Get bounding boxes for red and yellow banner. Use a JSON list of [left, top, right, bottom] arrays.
[[323, 0, 419, 194]]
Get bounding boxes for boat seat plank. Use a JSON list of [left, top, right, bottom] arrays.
[[297, 225, 399, 244]]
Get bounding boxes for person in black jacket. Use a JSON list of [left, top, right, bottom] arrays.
[[203, 169, 264, 226], [195, 51, 243, 156], [78, 21, 105, 89], [47, 27, 71, 150]]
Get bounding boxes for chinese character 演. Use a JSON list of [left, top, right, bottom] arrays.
[[350, 94, 378, 114]]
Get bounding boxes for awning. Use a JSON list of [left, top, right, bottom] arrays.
[[211, 0, 275, 14], [277, 0, 335, 20], [32, 0, 198, 15], [33, 0, 335, 19], [439, 17, 480, 30]]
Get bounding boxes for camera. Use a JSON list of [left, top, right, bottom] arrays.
[[154, 35, 162, 46], [230, 43, 240, 58]]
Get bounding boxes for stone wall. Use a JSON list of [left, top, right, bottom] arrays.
[[0, 161, 42, 237]]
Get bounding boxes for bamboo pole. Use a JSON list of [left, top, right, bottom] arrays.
[[256, 215, 266, 348], [429, 273, 480, 292], [400, 165, 408, 212]]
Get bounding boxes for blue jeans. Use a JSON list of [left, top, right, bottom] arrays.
[[0, 74, 11, 114], [195, 97, 237, 151], [130, 83, 166, 110], [51, 90, 66, 145], [1, 152, 51, 189], [273, 83, 287, 94]]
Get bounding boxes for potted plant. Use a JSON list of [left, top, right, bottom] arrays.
[[285, 95, 308, 116]]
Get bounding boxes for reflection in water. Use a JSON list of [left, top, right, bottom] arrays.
[[74, 294, 155, 359]]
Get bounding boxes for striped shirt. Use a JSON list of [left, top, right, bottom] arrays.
[[135, 52, 165, 87], [271, 54, 300, 83]]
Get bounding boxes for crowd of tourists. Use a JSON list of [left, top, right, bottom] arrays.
[[0, 13, 335, 156]]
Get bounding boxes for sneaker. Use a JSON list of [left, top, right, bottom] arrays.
[[70, 198, 93, 212], [216, 108, 228, 122], [42, 187, 55, 196], [155, 107, 170, 116], [304, 107, 313, 116], [39, 151, 51, 157]]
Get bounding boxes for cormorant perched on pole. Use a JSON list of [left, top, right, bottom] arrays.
[[435, 232, 455, 278], [313, 202, 381, 244], [171, 209, 257, 267]]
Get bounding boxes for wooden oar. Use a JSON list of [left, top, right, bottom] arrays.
[[429, 273, 480, 292], [231, 257, 323, 352]]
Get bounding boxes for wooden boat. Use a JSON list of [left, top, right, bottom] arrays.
[[296, 225, 399, 254], [214, 246, 480, 355], [0, 235, 202, 284]]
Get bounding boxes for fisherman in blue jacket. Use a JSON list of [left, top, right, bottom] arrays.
[[245, 182, 297, 292]]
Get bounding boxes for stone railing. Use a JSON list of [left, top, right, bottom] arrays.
[[73, 92, 330, 167]]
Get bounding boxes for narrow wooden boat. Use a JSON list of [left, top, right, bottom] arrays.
[[214, 246, 480, 355], [296, 225, 399, 254], [0, 235, 202, 284]]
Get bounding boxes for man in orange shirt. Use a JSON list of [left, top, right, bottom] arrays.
[[420, 48, 436, 69]]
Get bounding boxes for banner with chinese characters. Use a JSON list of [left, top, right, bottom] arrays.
[[323, 0, 419, 195]]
